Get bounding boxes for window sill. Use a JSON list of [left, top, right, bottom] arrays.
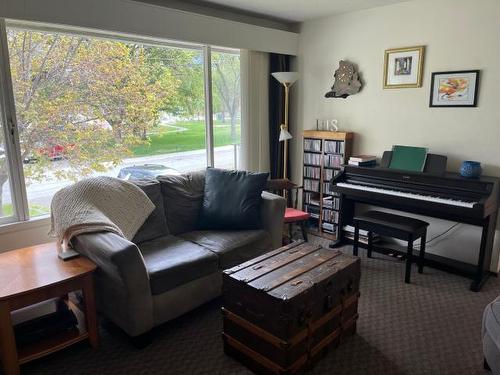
[[0, 215, 51, 235]]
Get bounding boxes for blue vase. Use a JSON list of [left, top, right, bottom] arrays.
[[460, 161, 482, 178]]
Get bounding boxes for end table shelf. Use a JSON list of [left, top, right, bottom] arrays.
[[0, 243, 98, 375], [17, 298, 88, 365], [18, 327, 86, 365]]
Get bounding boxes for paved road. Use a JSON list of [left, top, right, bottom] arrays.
[[2, 145, 238, 209]]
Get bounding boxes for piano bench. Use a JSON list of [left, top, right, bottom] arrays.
[[353, 210, 429, 284]]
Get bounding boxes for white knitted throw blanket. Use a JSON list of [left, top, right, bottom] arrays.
[[50, 176, 155, 249]]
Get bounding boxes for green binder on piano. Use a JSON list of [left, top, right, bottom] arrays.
[[389, 145, 428, 172]]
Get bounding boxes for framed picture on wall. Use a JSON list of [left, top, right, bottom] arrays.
[[383, 46, 425, 88], [429, 70, 480, 107]]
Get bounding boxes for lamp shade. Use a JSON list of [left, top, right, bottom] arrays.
[[279, 126, 293, 141], [272, 71, 299, 85]]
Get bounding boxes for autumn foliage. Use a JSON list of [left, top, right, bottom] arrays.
[[0, 28, 240, 216]]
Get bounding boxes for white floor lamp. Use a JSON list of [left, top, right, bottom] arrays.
[[271, 71, 299, 180]]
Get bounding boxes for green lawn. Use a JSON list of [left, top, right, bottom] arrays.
[[2, 203, 50, 217], [132, 120, 241, 156]]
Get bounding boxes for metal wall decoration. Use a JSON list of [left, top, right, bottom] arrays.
[[325, 60, 362, 98]]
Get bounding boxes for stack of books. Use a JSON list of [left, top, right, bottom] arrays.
[[322, 222, 337, 235], [348, 155, 376, 167], [343, 225, 380, 244]]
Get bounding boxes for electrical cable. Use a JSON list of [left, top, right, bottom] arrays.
[[412, 222, 460, 249], [425, 222, 460, 244]]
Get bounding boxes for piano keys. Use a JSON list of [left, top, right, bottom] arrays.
[[330, 165, 500, 291], [335, 182, 477, 208]]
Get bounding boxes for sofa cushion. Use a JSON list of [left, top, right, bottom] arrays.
[[139, 235, 219, 295], [158, 171, 205, 235], [198, 168, 269, 230], [132, 179, 169, 244], [180, 230, 271, 269]]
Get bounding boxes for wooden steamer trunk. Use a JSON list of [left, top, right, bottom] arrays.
[[222, 241, 361, 374]]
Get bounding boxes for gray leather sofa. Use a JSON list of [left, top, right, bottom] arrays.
[[72, 171, 286, 337]]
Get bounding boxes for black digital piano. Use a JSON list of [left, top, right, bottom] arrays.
[[330, 155, 499, 292]]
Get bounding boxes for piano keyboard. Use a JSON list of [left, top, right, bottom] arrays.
[[336, 182, 477, 208]]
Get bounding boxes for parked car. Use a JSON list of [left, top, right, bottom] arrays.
[[23, 143, 76, 164], [117, 164, 181, 180], [39, 144, 75, 160]]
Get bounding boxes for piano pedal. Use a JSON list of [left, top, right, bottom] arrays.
[[388, 253, 405, 261]]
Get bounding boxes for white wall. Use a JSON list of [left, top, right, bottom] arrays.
[[0, 0, 298, 55], [0, 219, 51, 252], [292, 0, 500, 270], [137, 0, 296, 32]]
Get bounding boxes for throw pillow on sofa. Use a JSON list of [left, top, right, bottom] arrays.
[[198, 168, 269, 230], [131, 179, 169, 244], [158, 171, 206, 235]]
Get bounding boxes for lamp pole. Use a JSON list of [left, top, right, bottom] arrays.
[[282, 82, 290, 180], [272, 71, 298, 181]]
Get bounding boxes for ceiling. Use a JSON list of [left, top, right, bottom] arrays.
[[188, 0, 414, 23]]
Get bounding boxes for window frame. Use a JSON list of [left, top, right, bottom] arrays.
[[210, 47, 242, 169], [0, 19, 29, 224], [0, 18, 240, 226]]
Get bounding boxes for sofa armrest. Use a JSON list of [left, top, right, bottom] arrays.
[[72, 232, 153, 336], [260, 191, 286, 249]]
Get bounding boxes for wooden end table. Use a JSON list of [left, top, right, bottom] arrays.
[[0, 242, 98, 375]]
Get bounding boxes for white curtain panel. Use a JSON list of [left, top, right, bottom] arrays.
[[240, 50, 270, 172]]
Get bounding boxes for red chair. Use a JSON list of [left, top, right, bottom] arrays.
[[267, 179, 310, 242]]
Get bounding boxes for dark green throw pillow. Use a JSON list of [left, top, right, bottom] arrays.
[[198, 168, 269, 230]]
